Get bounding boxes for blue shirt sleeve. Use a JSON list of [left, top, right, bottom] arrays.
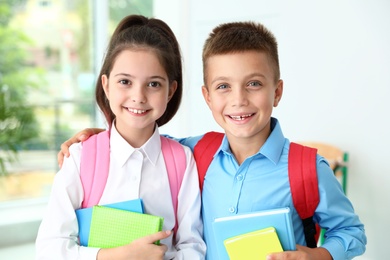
[[162, 134, 204, 152], [315, 157, 367, 259]]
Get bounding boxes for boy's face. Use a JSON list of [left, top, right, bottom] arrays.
[[202, 51, 283, 141]]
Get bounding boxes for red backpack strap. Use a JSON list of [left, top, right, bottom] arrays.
[[193, 131, 224, 191], [80, 130, 110, 208], [160, 136, 186, 237], [288, 142, 319, 248]]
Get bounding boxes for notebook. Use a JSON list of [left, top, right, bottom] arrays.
[[88, 205, 164, 248], [212, 207, 296, 260], [76, 199, 144, 246], [223, 226, 283, 260]]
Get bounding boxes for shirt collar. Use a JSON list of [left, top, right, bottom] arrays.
[[217, 117, 286, 164], [260, 117, 286, 164], [110, 123, 161, 168]]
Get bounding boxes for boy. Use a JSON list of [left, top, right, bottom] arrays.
[[59, 21, 366, 259]]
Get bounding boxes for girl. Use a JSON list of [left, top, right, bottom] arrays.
[[35, 15, 206, 260]]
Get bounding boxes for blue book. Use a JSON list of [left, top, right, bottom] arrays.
[[212, 207, 296, 260], [76, 199, 144, 246]]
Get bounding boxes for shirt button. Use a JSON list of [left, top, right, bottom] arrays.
[[229, 207, 235, 213], [236, 174, 243, 181]]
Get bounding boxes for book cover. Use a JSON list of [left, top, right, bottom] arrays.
[[212, 207, 296, 260], [76, 199, 144, 246], [88, 205, 164, 248], [223, 227, 283, 260]]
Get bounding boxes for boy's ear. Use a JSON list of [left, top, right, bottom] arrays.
[[273, 79, 283, 107], [201, 85, 212, 108]]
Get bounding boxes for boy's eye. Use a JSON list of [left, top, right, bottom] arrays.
[[216, 84, 229, 90], [248, 81, 262, 87], [148, 81, 161, 88]]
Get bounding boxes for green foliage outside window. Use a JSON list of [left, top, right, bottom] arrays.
[[0, 0, 43, 175]]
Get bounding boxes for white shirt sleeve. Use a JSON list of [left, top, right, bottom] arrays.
[[169, 145, 206, 259], [35, 143, 100, 260]]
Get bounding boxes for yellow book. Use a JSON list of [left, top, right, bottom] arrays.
[[223, 227, 283, 260]]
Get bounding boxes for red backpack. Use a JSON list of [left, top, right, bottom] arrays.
[[193, 131, 321, 248], [79, 130, 186, 235]]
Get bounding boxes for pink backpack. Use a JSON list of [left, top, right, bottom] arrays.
[[79, 130, 186, 235]]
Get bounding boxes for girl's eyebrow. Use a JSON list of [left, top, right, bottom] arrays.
[[113, 73, 167, 81], [113, 73, 132, 77]]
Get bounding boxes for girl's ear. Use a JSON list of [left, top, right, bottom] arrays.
[[168, 81, 178, 101], [102, 74, 109, 99], [273, 79, 283, 107]]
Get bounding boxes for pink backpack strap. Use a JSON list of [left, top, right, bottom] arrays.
[[80, 131, 110, 208], [160, 136, 186, 237]]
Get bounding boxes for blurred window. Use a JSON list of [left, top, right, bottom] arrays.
[[0, 0, 152, 204]]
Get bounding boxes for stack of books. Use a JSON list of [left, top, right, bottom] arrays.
[[76, 199, 164, 248], [212, 207, 296, 260]]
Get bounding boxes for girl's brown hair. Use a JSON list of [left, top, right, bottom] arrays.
[[96, 15, 183, 127]]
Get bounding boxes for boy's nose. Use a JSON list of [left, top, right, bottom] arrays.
[[231, 88, 249, 107]]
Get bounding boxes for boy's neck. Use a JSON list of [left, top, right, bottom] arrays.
[[226, 127, 271, 165]]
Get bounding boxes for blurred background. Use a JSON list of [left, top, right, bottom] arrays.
[[0, 0, 388, 259]]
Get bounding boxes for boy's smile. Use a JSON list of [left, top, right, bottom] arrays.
[[202, 50, 283, 150]]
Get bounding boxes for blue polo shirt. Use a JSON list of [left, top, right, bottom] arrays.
[[171, 117, 366, 260]]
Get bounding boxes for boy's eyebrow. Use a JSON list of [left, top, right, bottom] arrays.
[[210, 76, 229, 85], [210, 73, 268, 85], [247, 72, 268, 79]]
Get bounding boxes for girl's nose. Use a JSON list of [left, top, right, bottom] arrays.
[[131, 86, 146, 103]]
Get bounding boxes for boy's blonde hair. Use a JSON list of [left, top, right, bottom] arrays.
[[202, 21, 280, 83]]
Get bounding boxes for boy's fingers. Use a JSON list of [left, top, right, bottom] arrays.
[[57, 128, 103, 168], [140, 230, 172, 244], [57, 150, 65, 168]]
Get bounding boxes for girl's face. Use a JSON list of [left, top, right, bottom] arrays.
[[102, 49, 177, 146]]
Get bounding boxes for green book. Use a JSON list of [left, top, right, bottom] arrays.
[[88, 205, 164, 248]]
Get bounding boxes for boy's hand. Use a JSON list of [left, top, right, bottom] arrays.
[[57, 128, 105, 168], [97, 230, 171, 260], [266, 245, 332, 260]]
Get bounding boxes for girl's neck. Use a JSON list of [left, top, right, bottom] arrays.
[[114, 123, 155, 148]]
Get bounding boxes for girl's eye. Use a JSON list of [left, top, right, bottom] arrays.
[[119, 79, 130, 85], [148, 81, 161, 88]]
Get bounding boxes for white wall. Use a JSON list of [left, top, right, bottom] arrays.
[[155, 0, 390, 259]]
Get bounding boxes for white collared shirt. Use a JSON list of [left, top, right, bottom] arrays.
[[35, 125, 206, 259]]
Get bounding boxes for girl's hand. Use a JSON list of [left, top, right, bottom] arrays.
[[97, 230, 172, 260], [266, 245, 332, 260], [57, 128, 104, 167]]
